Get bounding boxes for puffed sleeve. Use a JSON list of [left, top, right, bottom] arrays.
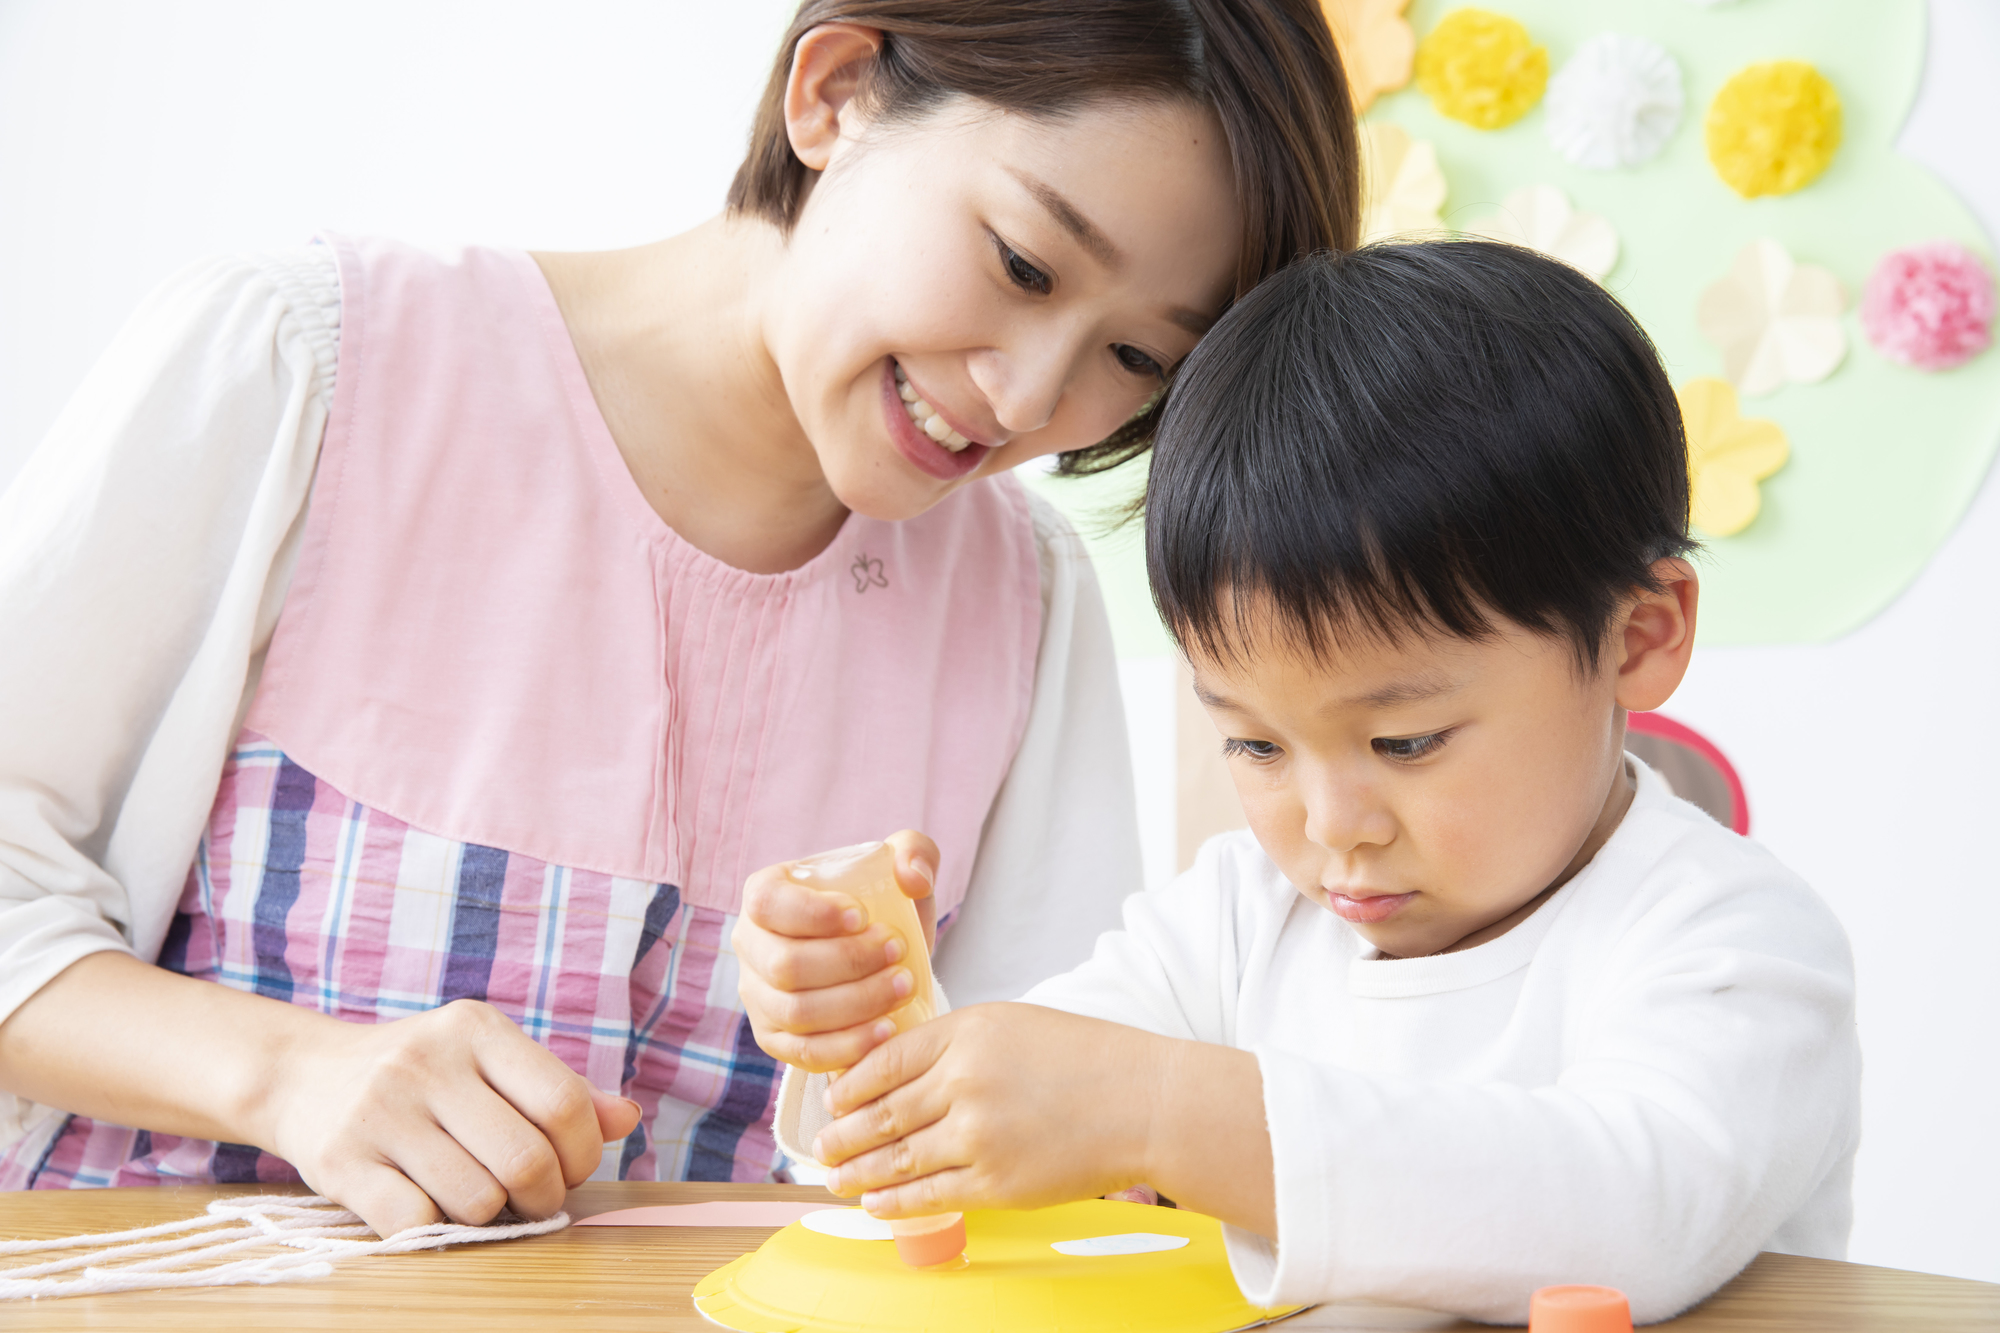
[[929, 490, 1146, 1003], [0, 246, 339, 1143]]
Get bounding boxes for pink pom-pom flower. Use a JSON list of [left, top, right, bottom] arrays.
[[1860, 240, 1994, 371]]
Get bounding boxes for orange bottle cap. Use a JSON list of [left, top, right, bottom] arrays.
[[1530, 1285, 1631, 1333], [891, 1214, 967, 1268]]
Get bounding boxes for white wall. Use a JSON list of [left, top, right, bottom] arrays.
[[1, 0, 1996, 1287]]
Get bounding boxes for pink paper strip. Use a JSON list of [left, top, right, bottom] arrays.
[[573, 1201, 839, 1228]]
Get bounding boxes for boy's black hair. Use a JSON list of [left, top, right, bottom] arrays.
[[1146, 240, 1695, 669]]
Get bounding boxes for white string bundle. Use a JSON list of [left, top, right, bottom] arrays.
[[0, 1194, 569, 1300]]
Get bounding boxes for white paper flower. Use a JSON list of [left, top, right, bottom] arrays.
[[1360, 121, 1448, 243], [1697, 238, 1847, 396], [1544, 34, 1684, 170], [1464, 185, 1619, 280]]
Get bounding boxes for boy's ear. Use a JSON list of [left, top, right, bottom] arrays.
[[784, 24, 885, 173], [1614, 557, 1699, 713]]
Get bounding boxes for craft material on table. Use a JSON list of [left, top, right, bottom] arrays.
[[0, 1194, 566, 1301], [575, 1202, 836, 1228], [3, 1184, 1996, 1331], [693, 1198, 1304, 1333]]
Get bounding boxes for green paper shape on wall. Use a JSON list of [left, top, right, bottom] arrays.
[[1031, 0, 2000, 652]]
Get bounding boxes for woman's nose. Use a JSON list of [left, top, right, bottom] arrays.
[[971, 336, 1079, 436]]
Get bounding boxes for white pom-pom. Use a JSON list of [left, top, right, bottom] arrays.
[[1544, 33, 1683, 170]]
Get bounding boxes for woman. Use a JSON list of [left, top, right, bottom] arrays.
[[0, 0, 1359, 1237]]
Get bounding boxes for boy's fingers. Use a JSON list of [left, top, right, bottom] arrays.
[[741, 867, 864, 938], [734, 921, 899, 994], [861, 1167, 975, 1220], [592, 1088, 643, 1154], [822, 1023, 948, 1118], [433, 1081, 568, 1221], [468, 1011, 610, 1193], [885, 830, 940, 902]]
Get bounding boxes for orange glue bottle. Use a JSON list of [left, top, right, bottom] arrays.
[[787, 841, 966, 1269], [1529, 1285, 1632, 1333]]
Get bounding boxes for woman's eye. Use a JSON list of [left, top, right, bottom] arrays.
[[998, 242, 1051, 295], [1373, 732, 1449, 762], [1222, 738, 1281, 761], [1113, 344, 1164, 379]]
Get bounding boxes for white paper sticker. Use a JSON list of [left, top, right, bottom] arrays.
[[1050, 1232, 1192, 1257], [800, 1208, 894, 1241]]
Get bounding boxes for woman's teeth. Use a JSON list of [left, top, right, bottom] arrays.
[[895, 363, 973, 452]]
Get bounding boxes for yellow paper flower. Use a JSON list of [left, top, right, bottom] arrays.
[[1415, 9, 1548, 131], [1360, 121, 1447, 242], [1678, 378, 1790, 536], [1321, 0, 1416, 113], [1705, 61, 1843, 198]]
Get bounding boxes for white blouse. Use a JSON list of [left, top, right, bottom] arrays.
[[0, 245, 1144, 1147]]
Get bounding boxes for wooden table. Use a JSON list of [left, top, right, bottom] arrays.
[[2, 1183, 1996, 1331]]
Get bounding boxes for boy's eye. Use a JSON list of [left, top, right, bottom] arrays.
[[995, 238, 1052, 295], [1373, 732, 1450, 762], [1113, 343, 1165, 379], [1222, 737, 1281, 761]]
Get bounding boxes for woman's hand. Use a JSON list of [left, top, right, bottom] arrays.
[[262, 998, 641, 1237], [808, 1003, 1277, 1238], [732, 830, 938, 1073]]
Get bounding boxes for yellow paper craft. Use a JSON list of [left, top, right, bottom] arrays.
[[1360, 121, 1448, 243], [1414, 9, 1548, 131], [693, 1199, 1306, 1333], [1678, 378, 1790, 537], [1321, 0, 1415, 113], [1705, 61, 1842, 198]]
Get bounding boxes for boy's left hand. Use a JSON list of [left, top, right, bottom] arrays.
[[810, 1003, 1159, 1216]]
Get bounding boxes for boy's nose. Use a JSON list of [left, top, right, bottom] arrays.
[[1300, 776, 1395, 854]]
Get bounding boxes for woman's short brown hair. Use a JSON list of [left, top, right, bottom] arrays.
[[727, 0, 1360, 475]]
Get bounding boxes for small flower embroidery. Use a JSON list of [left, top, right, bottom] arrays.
[[850, 553, 888, 593], [1466, 185, 1619, 280], [1321, 0, 1416, 113], [1678, 377, 1790, 537], [1697, 238, 1847, 396], [1360, 121, 1448, 243]]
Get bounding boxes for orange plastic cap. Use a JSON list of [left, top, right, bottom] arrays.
[[891, 1214, 967, 1268], [1530, 1285, 1632, 1333]]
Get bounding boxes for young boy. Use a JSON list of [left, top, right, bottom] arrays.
[[735, 242, 1860, 1324]]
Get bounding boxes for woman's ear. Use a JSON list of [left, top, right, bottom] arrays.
[[1614, 557, 1699, 713], [784, 24, 885, 173]]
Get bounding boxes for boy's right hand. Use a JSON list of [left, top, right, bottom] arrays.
[[733, 830, 939, 1072]]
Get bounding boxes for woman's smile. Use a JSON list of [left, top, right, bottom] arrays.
[[880, 359, 990, 480]]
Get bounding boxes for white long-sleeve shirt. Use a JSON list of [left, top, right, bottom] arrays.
[[1024, 761, 1860, 1325], [0, 244, 1143, 1150]]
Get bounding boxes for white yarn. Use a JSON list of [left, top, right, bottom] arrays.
[[1544, 33, 1684, 170], [0, 1194, 568, 1301]]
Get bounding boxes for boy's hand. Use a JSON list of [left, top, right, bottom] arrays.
[[811, 1003, 1277, 1238], [733, 831, 939, 1072], [809, 1003, 1160, 1215]]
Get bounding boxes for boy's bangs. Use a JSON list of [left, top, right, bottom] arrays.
[[1145, 242, 1693, 673]]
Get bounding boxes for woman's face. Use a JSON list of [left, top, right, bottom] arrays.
[[764, 95, 1242, 521]]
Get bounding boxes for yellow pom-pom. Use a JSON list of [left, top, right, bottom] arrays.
[[1415, 9, 1548, 131], [1705, 61, 1843, 198]]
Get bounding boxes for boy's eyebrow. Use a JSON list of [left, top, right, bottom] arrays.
[[1351, 674, 1460, 708], [1007, 168, 1217, 336]]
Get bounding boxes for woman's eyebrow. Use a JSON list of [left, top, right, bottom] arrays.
[[1008, 168, 1120, 267], [1006, 168, 1217, 336]]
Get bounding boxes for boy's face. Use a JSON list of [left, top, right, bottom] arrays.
[[1189, 611, 1635, 959]]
